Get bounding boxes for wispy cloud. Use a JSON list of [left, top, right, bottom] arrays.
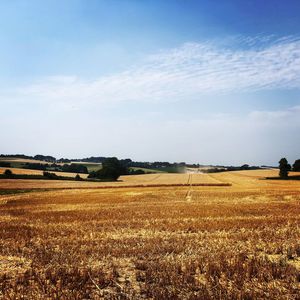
[[6, 35, 300, 107]]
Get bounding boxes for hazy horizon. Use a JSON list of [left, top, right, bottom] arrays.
[[1, 0, 300, 166]]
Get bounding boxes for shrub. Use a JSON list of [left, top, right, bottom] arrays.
[[43, 171, 58, 179], [75, 174, 82, 181], [4, 169, 13, 177]]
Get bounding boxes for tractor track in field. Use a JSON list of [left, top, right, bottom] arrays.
[[146, 173, 162, 182], [0, 182, 231, 193], [185, 174, 193, 201]]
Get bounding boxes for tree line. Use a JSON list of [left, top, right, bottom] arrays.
[[21, 163, 88, 174]]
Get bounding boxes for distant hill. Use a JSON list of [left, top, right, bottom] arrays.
[[0, 154, 264, 174]]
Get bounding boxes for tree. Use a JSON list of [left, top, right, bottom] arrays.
[[34, 154, 56, 163], [279, 158, 291, 179], [88, 157, 128, 181], [292, 159, 300, 172]]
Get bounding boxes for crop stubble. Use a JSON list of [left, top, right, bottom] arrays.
[[0, 170, 300, 299]]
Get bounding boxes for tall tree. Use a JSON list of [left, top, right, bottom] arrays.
[[279, 158, 291, 179]]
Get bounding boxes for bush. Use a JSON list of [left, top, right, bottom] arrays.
[[75, 174, 82, 181], [43, 171, 58, 179], [23, 163, 48, 170], [0, 162, 11, 168], [62, 164, 88, 174], [4, 169, 13, 177]]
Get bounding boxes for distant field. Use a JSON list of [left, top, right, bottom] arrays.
[[1, 170, 300, 298], [0, 157, 50, 164], [0, 157, 55, 167], [0, 157, 62, 169], [0, 158, 102, 172], [209, 169, 300, 188], [0, 167, 89, 179]]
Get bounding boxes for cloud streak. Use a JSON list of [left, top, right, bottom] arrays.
[[10, 35, 300, 107]]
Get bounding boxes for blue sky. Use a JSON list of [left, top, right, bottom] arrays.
[[1, 0, 300, 165]]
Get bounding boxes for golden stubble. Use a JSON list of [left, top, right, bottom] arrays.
[[0, 170, 300, 299]]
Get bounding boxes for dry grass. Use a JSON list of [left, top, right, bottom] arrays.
[[0, 170, 300, 299]]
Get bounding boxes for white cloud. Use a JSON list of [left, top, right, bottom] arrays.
[[8, 35, 300, 108], [1, 36, 300, 165]]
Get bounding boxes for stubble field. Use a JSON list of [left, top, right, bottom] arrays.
[[1, 170, 300, 299]]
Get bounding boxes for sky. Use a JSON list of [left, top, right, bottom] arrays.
[[1, 0, 300, 165]]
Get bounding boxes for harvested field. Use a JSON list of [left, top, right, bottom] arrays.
[[0, 172, 229, 190], [0, 158, 101, 173], [0, 167, 89, 179], [0, 170, 300, 299], [0, 158, 51, 164]]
